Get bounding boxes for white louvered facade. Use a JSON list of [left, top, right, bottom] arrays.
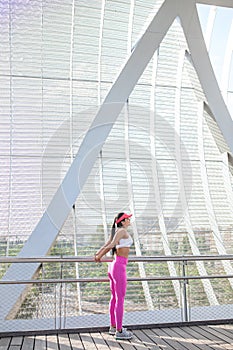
[[1, 0, 233, 320]]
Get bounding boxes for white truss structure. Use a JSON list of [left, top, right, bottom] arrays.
[[1, 0, 233, 320]]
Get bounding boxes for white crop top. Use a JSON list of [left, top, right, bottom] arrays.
[[116, 235, 133, 249]]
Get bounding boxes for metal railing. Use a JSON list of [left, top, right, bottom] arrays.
[[0, 255, 233, 333]]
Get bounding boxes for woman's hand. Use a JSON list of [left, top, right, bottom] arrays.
[[94, 254, 101, 262]]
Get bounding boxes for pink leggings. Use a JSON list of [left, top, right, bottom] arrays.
[[108, 256, 128, 330]]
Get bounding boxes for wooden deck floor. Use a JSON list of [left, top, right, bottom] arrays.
[[1, 324, 233, 350]]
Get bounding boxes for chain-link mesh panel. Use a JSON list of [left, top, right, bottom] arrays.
[[1, 256, 233, 333]]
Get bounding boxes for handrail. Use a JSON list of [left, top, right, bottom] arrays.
[[0, 274, 233, 285], [1, 254, 233, 263]]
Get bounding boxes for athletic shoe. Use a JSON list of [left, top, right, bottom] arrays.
[[115, 329, 133, 340], [109, 326, 127, 335], [109, 326, 116, 335]]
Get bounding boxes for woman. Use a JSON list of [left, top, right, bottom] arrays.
[[95, 212, 133, 340]]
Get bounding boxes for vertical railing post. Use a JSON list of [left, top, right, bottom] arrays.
[[182, 259, 189, 322], [54, 279, 57, 330], [59, 258, 63, 329], [41, 263, 44, 319]]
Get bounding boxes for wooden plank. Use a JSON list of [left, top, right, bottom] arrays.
[[79, 333, 97, 350], [100, 330, 140, 350], [118, 339, 137, 350], [133, 329, 166, 350], [192, 326, 229, 350], [100, 331, 123, 349], [116, 334, 136, 350], [46, 335, 59, 350], [89, 332, 109, 350], [151, 328, 189, 350], [160, 327, 202, 350], [215, 324, 233, 330], [209, 325, 233, 339], [10, 336, 23, 346], [58, 334, 71, 350], [198, 325, 233, 349], [0, 337, 11, 350], [21, 336, 35, 350], [170, 326, 214, 350], [187, 326, 224, 350], [69, 333, 84, 350], [34, 335, 46, 350], [8, 336, 23, 350], [128, 330, 157, 350]]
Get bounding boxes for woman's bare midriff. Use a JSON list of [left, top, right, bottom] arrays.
[[116, 247, 130, 258]]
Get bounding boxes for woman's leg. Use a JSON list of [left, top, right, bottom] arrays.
[[112, 258, 127, 330], [108, 269, 116, 327]]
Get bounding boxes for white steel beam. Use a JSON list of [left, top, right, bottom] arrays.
[[180, 0, 233, 153], [197, 0, 233, 8], [221, 20, 233, 100]]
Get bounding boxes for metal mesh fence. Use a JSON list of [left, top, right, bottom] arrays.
[[0, 256, 233, 333]]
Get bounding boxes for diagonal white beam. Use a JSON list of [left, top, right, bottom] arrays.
[[179, 0, 233, 154], [197, 0, 233, 8], [1, 0, 177, 319], [204, 6, 217, 51], [221, 19, 233, 100]]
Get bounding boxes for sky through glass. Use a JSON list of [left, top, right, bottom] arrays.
[[197, 4, 233, 117]]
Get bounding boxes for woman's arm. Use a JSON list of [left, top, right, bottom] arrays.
[[95, 237, 112, 257], [95, 228, 125, 262]]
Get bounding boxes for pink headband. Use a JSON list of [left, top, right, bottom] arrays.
[[116, 213, 132, 224]]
